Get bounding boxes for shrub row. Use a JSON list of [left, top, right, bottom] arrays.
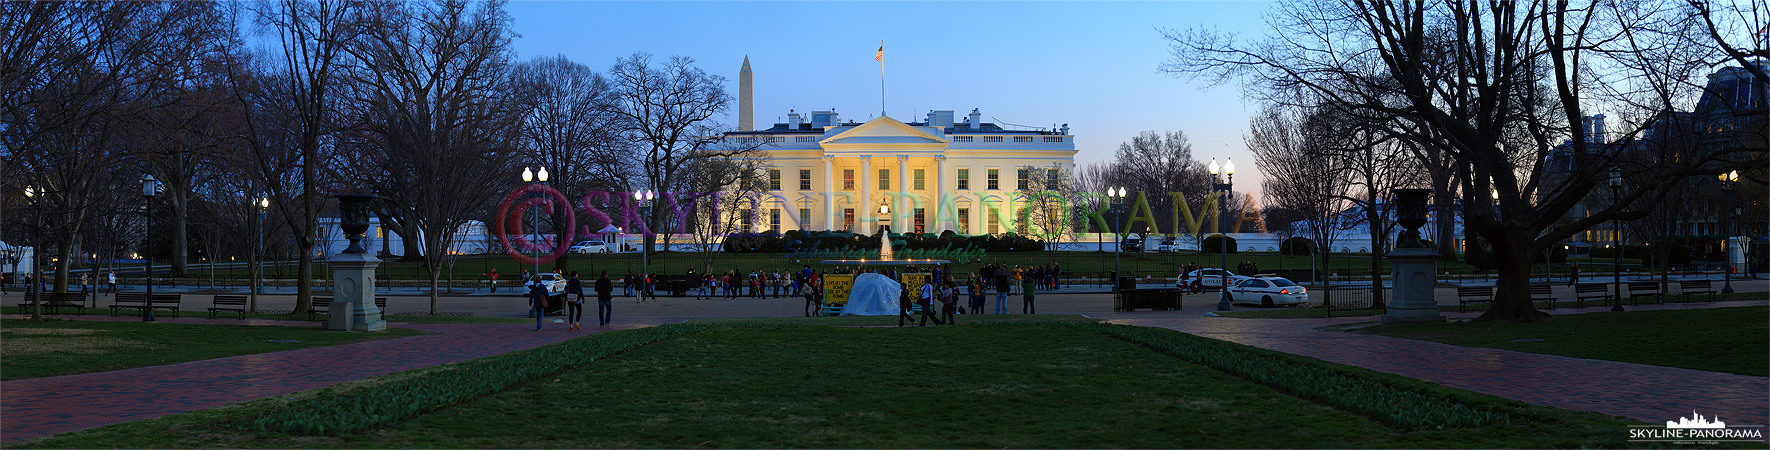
[[1065, 321, 1516, 430], [728, 229, 1046, 253], [248, 323, 716, 436]]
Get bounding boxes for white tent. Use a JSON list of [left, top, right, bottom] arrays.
[[839, 273, 902, 316]]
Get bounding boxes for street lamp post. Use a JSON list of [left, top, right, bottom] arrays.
[[1209, 158, 1235, 311], [252, 197, 268, 312], [1609, 168, 1623, 312], [1720, 170, 1738, 294], [1107, 187, 1126, 291], [522, 167, 549, 285], [634, 189, 655, 291], [142, 174, 158, 322], [24, 184, 43, 320]]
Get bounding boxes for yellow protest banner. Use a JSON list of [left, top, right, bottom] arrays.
[[823, 274, 854, 305], [903, 273, 931, 301]]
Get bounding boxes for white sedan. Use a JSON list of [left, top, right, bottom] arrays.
[[1182, 268, 1251, 290], [1226, 277, 1308, 307], [523, 272, 568, 295], [569, 241, 610, 254]]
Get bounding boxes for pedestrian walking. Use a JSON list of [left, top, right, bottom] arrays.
[[1022, 275, 1037, 314], [939, 280, 958, 325], [623, 272, 634, 297], [918, 275, 942, 326], [595, 270, 614, 326], [897, 282, 915, 327], [528, 277, 549, 331], [106, 271, 117, 295], [565, 272, 585, 330], [485, 269, 500, 293], [1567, 262, 1580, 287]]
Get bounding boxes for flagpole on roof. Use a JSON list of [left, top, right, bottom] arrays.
[[877, 40, 885, 118]]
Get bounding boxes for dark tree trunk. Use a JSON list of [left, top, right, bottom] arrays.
[[1476, 236, 1551, 322]]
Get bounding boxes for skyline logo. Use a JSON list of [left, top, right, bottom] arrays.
[[1667, 411, 1727, 429], [1630, 411, 1764, 444]]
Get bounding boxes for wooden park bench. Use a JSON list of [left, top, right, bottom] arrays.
[[819, 303, 843, 316], [150, 294, 183, 317], [1456, 286, 1493, 312], [16, 291, 85, 315], [111, 292, 149, 315], [306, 296, 388, 320], [1678, 280, 1717, 302], [1574, 283, 1610, 308], [208, 295, 248, 319], [1626, 282, 1665, 305], [1529, 284, 1557, 310]]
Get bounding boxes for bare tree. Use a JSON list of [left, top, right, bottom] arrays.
[[343, 0, 521, 314], [684, 154, 770, 273], [510, 53, 619, 266], [2, 1, 225, 317], [1163, 0, 1764, 321], [1248, 104, 1353, 292], [603, 53, 764, 257], [223, 0, 359, 315]]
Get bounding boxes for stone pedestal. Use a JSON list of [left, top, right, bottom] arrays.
[[328, 252, 386, 332], [1382, 247, 1444, 323]]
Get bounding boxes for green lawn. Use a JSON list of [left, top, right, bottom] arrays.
[[1357, 306, 1770, 376], [0, 319, 427, 380], [22, 323, 1639, 448]]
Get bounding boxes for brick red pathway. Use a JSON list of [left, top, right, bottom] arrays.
[[1093, 301, 1770, 427], [0, 318, 676, 443]]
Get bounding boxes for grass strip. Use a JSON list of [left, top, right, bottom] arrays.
[[1068, 321, 1522, 430], [0, 319, 427, 380], [247, 323, 719, 436]]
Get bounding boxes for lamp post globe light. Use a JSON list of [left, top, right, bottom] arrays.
[[24, 184, 44, 320], [1608, 168, 1623, 312], [141, 174, 158, 322], [252, 197, 269, 311], [1721, 170, 1738, 294], [635, 189, 655, 286], [1107, 187, 1126, 291], [1209, 158, 1235, 311], [522, 167, 550, 284]]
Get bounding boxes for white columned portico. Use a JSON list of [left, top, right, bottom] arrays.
[[896, 155, 909, 228], [859, 155, 872, 232], [935, 155, 947, 232], [822, 155, 834, 231]]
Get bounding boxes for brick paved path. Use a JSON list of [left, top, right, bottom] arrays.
[[1093, 301, 1770, 427], [0, 318, 674, 443]]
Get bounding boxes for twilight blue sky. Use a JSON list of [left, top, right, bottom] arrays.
[[505, 0, 1276, 193]]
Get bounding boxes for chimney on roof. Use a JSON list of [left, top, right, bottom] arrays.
[[786, 110, 801, 131], [968, 108, 982, 130], [1060, 123, 1069, 135], [926, 110, 954, 128]]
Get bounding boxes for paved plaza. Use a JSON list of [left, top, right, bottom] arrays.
[[2, 280, 1766, 443]]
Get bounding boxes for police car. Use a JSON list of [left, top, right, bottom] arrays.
[[1224, 276, 1308, 307]]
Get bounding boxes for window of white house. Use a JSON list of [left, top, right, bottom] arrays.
[[913, 169, 925, 190], [799, 169, 811, 190], [768, 169, 781, 190], [878, 169, 890, 190], [987, 169, 999, 190], [957, 168, 970, 190]]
